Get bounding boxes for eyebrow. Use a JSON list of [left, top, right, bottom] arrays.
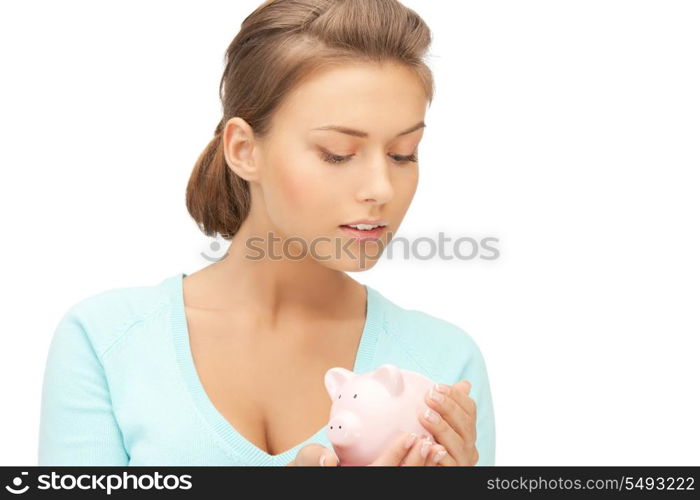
[[311, 121, 426, 138]]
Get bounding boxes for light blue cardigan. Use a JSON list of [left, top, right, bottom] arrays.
[[38, 273, 496, 466]]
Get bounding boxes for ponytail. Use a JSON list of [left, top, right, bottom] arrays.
[[185, 118, 251, 240]]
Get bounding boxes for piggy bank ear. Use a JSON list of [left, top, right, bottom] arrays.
[[324, 367, 354, 400], [371, 364, 405, 397]]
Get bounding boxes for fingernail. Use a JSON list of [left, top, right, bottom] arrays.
[[404, 432, 418, 449], [319, 455, 326, 466], [420, 438, 431, 458], [434, 448, 447, 463], [434, 383, 450, 394], [424, 408, 440, 424], [429, 386, 444, 403]]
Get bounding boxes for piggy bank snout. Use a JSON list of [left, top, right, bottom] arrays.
[[327, 412, 363, 446]]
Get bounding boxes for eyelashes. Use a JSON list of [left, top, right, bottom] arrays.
[[320, 150, 418, 165]]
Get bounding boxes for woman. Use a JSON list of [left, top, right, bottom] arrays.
[[38, 0, 495, 466]]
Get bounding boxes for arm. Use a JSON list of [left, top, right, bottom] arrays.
[[460, 341, 496, 466], [38, 308, 129, 465]]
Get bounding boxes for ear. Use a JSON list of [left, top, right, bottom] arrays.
[[222, 117, 260, 182], [371, 364, 405, 397], [324, 367, 355, 400]]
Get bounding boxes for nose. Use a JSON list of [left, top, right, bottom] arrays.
[[355, 154, 395, 205], [327, 413, 361, 446]]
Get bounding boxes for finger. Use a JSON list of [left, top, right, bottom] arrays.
[[420, 443, 444, 466], [432, 446, 459, 466], [431, 382, 476, 426], [471, 447, 480, 466], [369, 432, 419, 466], [425, 444, 449, 466], [424, 384, 475, 444], [399, 436, 434, 466], [295, 443, 333, 467], [456, 379, 472, 397], [419, 405, 468, 463], [319, 450, 340, 467], [451, 380, 477, 420]]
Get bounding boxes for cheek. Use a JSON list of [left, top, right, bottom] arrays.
[[393, 167, 419, 208], [263, 157, 336, 232], [276, 162, 332, 209]]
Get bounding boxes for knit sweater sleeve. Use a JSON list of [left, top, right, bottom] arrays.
[[384, 303, 497, 466], [38, 307, 129, 465], [457, 335, 496, 466]]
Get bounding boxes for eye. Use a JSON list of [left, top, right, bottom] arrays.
[[321, 151, 354, 165], [353, 393, 357, 398], [390, 153, 418, 164], [320, 150, 418, 165]]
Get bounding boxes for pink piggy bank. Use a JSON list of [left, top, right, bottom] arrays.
[[324, 363, 436, 466]]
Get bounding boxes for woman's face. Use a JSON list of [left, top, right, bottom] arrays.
[[245, 61, 428, 271]]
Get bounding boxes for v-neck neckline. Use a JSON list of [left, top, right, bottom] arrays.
[[166, 272, 381, 466]]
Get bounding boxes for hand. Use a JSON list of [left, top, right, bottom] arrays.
[[418, 380, 479, 466], [287, 443, 340, 466], [370, 431, 445, 467], [286, 432, 446, 466]]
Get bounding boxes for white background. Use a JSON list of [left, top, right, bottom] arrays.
[[1, 0, 698, 466]]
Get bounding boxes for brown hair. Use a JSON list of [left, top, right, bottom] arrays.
[[186, 0, 435, 240]]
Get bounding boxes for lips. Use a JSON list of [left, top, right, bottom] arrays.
[[341, 219, 388, 227], [339, 225, 386, 241]]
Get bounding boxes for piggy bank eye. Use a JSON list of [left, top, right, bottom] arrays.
[[353, 394, 357, 398], [338, 394, 341, 399]]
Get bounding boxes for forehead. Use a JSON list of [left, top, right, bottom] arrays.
[[271, 61, 428, 140]]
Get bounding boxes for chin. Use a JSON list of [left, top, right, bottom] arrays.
[[337, 257, 381, 273]]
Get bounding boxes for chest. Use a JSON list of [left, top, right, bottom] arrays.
[[184, 306, 364, 457]]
